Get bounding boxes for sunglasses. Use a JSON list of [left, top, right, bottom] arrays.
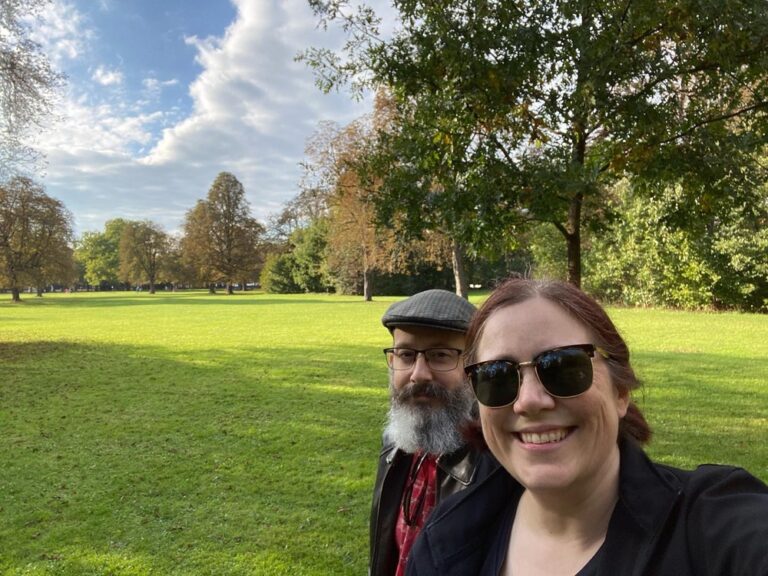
[[464, 344, 610, 408]]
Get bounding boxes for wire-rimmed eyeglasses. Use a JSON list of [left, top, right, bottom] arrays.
[[383, 347, 463, 372]]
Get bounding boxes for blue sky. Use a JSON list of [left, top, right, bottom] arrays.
[[29, 0, 389, 234]]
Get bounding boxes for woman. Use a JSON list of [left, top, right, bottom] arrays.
[[406, 278, 768, 576]]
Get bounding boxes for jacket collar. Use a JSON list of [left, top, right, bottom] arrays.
[[436, 444, 478, 486], [603, 439, 683, 576], [381, 442, 480, 486]]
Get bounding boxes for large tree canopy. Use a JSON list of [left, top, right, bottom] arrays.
[[75, 218, 129, 288], [304, 0, 768, 286], [119, 220, 169, 294], [0, 176, 74, 301], [181, 172, 265, 294], [0, 0, 64, 177]]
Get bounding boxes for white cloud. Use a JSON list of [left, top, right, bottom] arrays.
[[92, 65, 124, 86], [36, 0, 389, 234], [142, 77, 179, 93], [27, 0, 92, 63], [140, 0, 371, 174]]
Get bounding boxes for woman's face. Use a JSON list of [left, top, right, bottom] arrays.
[[476, 296, 629, 495]]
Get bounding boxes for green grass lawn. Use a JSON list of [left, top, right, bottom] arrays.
[[1, 291, 767, 575]]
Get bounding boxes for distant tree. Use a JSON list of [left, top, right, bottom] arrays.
[[266, 186, 329, 245], [305, 0, 768, 287], [290, 218, 333, 293], [118, 220, 169, 295], [181, 200, 216, 291], [29, 242, 77, 296], [162, 235, 195, 291], [181, 172, 265, 294], [75, 218, 129, 289], [0, 0, 65, 177], [260, 252, 300, 294], [0, 176, 74, 301], [304, 117, 389, 300]]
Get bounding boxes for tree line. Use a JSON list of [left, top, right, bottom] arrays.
[[259, 101, 768, 311], [5, 151, 764, 310], [0, 172, 266, 301]]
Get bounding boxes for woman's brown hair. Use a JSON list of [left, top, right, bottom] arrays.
[[465, 278, 651, 445]]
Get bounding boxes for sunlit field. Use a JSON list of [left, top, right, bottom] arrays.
[[1, 291, 767, 575]]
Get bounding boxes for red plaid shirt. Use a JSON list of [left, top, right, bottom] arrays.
[[394, 452, 438, 576]]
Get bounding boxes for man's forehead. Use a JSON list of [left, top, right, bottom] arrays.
[[392, 326, 466, 348]]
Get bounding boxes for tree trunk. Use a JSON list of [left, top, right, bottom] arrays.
[[363, 267, 373, 301], [226, 282, 234, 295], [208, 283, 216, 294], [11, 287, 21, 302], [149, 280, 156, 294], [36, 286, 43, 297], [566, 193, 583, 288], [452, 240, 469, 299]]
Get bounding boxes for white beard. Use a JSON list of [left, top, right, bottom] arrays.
[[384, 378, 475, 455]]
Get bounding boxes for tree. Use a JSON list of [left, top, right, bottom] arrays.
[[0, 0, 65, 177], [290, 218, 334, 293], [29, 242, 77, 296], [260, 252, 301, 294], [181, 200, 216, 291], [361, 89, 512, 297], [162, 235, 195, 291], [181, 172, 265, 294], [304, 116, 388, 300], [118, 220, 169, 295], [75, 218, 129, 289], [0, 176, 73, 301], [584, 181, 768, 311], [304, 0, 768, 287]]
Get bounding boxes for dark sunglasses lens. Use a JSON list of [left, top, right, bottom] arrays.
[[537, 348, 593, 397], [469, 361, 520, 407]]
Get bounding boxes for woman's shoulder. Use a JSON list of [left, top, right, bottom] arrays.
[[653, 459, 768, 496]]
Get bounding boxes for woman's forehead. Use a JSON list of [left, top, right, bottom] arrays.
[[477, 298, 591, 358]]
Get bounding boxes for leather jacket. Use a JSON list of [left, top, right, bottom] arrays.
[[369, 441, 497, 576]]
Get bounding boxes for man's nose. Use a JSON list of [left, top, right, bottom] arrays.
[[409, 352, 433, 382]]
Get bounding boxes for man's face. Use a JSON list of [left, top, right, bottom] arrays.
[[390, 326, 467, 395], [384, 326, 475, 455]]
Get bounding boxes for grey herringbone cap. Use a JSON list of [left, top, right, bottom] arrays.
[[382, 289, 476, 333]]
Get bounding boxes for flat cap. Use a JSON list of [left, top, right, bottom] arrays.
[[382, 289, 476, 333]]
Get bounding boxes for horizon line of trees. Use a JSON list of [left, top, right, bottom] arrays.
[[2, 158, 766, 311]]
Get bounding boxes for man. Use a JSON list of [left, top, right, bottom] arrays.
[[370, 289, 496, 576]]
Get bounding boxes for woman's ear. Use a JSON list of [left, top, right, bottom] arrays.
[[615, 384, 630, 419]]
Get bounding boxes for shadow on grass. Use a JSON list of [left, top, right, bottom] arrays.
[[1, 291, 356, 309], [1, 339, 388, 576]]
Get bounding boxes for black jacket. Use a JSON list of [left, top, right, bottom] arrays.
[[369, 442, 498, 576], [406, 440, 768, 576]]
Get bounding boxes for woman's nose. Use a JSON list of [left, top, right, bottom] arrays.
[[513, 365, 556, 414]]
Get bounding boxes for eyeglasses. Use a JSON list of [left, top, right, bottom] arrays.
[[383, 347, 463, 372], [464, 344, 609, 408]]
